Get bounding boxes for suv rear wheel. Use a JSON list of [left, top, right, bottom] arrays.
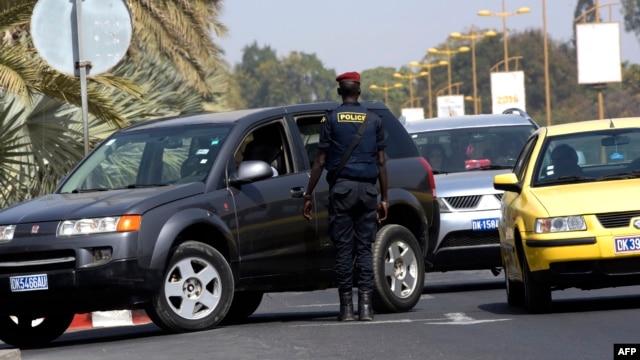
[[146, 241, 234, 332], [372, 225, 425, 313]]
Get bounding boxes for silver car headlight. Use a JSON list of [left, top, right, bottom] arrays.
[[535, 216, 586, 233], [437, 198, 452, 213], [0, 225, 16, 241], [57, 215, 141, 236]]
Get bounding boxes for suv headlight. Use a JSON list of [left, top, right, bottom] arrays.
[[57, 215, 141, 236], [535, 216, 586, 233], [0, 225, 16, 241]]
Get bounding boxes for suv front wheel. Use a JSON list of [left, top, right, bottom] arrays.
[[146, 241, 234, 332]]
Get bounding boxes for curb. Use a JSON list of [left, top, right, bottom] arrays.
[[0, 350, 20, 360], [68, 310, 151, 331]]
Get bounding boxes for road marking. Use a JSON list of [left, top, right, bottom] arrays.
[[291, 312, 510, 327], [286, 294, 434, 309], [293, 318, 449, 327], [425, 312, 511, 325]]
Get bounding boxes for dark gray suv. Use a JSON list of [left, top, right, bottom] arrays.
[[0, 101, 438, 347]]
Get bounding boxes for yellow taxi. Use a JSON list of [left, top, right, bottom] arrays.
[[493, 117, 640, 313]]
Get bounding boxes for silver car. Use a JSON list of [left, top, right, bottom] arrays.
[[404, 109, 539, 275]]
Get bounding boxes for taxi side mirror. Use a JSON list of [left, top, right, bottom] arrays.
[[493, 173, 521, 194]]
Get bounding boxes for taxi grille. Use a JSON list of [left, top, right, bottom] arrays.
[[441, 230, 500, 248], [445, 196, 481, 209], [596, 211, 640, 228]]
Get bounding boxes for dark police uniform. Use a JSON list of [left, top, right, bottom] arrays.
[[318, 102, 386, 291]]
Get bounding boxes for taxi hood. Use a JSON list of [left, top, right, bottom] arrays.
[[530, 181, 640, 216]]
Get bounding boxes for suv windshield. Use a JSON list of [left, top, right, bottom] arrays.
[[533, 129, 640, 186], [59, 125, 231, 193], [410, 125, 536, 173]]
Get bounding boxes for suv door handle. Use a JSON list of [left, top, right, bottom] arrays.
[[291, 186, 305, 198]]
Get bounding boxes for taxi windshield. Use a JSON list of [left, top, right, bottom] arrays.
[[533, 129, 640, 186]]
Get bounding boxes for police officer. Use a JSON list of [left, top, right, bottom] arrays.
[[302, 71, 389, 321]]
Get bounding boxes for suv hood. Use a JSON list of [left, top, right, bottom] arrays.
[[435, 169, 510, 196], [0, 183, 205, 224]]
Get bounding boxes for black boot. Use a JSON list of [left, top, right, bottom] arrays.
[[337, 289, 355, 321], [358, 289, 374, 321]]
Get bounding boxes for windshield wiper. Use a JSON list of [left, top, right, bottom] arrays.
[[598, 171, 640, 181], [541, 175, 595, 185], [70, 188, 110, 193], [124, 183, 170, 189]]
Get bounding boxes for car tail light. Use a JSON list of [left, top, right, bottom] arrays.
[[418, 156, 437, 199]]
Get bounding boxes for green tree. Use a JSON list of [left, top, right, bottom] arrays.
[[232, 42, 335, 108], [361, 67, 407, 117], [621, 0, 640, 38], [0, 0, 229, 207]]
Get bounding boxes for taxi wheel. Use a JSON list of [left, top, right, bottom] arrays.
[[0, 312, 74, 348], [372, 224, 425, 313], [522, 258, 552, 314], [504, 265, 525, 306], [147, 241, 234, 332]]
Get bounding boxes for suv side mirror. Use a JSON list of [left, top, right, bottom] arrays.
[[229, 160, 274, 186]]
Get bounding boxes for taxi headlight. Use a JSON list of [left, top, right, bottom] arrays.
[[57, 215, 141, 236], [535, 216, 586, 233], [0, 225, 16, 241]]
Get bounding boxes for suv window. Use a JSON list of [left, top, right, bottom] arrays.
[[294, 108, 419, 167], [234, 121, 291, 176]]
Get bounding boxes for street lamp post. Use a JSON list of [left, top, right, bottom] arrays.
[[478, 0, 530, 72], [542, 0, 551, 126], [428, 42, 470, 95], [369, 82, 403, 105], [410, 57, 448, 118], [393, 71, 429, 108], [450, 26, 497, 114], [465, 95, 482, 114], [436, 82, 463, 97]]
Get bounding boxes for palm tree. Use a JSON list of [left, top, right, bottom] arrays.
[[0, 0, 229, 207]]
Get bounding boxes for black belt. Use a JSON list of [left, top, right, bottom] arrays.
[[336, 175, 376, 184]]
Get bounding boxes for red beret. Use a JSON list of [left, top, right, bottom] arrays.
[[336, 71, 360, 83]]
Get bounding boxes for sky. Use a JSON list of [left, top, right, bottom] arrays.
[[216, 0, 640, 74]]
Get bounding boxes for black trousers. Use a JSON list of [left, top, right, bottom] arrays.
[[328, 179, 378, 291]]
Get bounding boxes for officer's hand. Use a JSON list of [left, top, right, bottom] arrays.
[[303, 200, 313, 221], [377, 202, 388, 222]]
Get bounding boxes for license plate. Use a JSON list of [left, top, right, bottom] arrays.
[[614, 236, 640, 254], [10, 274, 48, 292], [472, 218, 499, 231]]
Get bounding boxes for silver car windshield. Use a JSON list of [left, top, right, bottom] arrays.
[[59, 125, 231, 193], [534, 129, 640, 186], [410, 125, 536, 174]]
